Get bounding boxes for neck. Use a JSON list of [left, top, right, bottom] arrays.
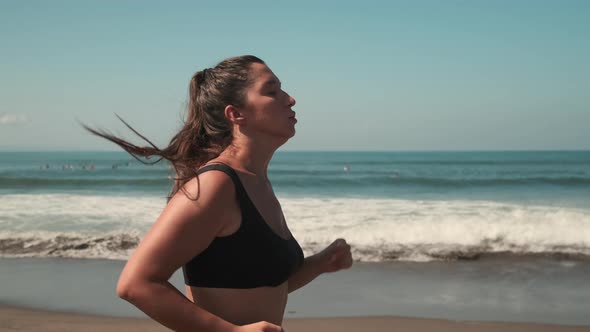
[[217, 132, 287, 179]]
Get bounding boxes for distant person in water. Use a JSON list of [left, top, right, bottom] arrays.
[[83, 55, 352, 331]]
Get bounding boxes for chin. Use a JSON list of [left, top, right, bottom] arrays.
[[284, 128, 296, 139], [271, 132, 295, 147], [268, 127, 296, 139], [255, 126, 296, 146], [289, 128, 297, 138]]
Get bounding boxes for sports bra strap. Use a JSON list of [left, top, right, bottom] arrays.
[[196, 163, 247, 199]]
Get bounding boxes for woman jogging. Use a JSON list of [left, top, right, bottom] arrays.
[[85, 55, 353, 331]]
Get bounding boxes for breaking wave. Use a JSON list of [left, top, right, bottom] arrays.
[[1, 195, 589, 262]]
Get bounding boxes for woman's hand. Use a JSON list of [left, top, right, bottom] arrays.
[[316, 238, 353, 273], [285, 238, 353, 293], [233, 321, 284, 332]]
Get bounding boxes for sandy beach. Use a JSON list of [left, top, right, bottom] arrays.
[[1, 305, 589, 332], [2, 257, 590, 330]]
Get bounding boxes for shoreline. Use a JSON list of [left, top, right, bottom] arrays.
[[1, 305, 589, 332], [1, 257, 590, 325]]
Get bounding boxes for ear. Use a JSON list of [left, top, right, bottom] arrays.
[[224, 105, 246, 125]]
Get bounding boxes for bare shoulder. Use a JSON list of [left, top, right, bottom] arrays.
[[160, 169, 238, 241], [119, 169, 237, 282], [169, 169, 236, 210]]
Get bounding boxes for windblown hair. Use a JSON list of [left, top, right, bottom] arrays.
[[82, 55, 265, 202]]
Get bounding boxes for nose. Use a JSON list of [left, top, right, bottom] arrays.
[[288, 94, 296, 107]]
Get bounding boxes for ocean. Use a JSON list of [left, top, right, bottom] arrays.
[[1, 150, 590, 325], [1, 150, 589, 262]]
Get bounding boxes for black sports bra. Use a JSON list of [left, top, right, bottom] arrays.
[[182, 163, 305, 289]]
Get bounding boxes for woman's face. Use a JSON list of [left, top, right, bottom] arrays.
[[240, 63, 297, 139]]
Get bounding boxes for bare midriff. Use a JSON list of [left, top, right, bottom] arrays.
[[185, 282, 289, 326]]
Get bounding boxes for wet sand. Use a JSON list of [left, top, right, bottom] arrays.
[[2, 257, 590, 332], [1, 305, 589, 332]]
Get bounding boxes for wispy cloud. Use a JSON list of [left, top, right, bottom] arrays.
[[0, 114, 31, 125]]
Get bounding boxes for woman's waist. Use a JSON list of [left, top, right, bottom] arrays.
[[186, 283, 289, 325]]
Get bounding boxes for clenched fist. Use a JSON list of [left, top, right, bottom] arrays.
[[317, 238, 353, 273]]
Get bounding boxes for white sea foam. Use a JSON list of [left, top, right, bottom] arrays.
[[282, 197, 590, 261], [0, 193, 164, 233], [1, 194, 589, 261], [0, 230, 140, 260]]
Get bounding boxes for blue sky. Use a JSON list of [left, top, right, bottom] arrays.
[[1, 0, 588, 151]]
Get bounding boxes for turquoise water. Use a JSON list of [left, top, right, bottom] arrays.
[[2, 150, 590, 203], [1, 150, 589, 262]]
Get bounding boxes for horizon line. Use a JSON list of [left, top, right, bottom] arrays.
[[1, 148, 589, 153]]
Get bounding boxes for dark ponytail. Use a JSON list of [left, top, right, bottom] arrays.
[[82, 55, 265, 202]]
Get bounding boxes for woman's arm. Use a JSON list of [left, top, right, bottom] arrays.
[[116, 171, 239, 332], [287, 239, 353, 293]]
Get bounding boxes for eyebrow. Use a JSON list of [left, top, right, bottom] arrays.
[[262, 79, 281, 89]]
